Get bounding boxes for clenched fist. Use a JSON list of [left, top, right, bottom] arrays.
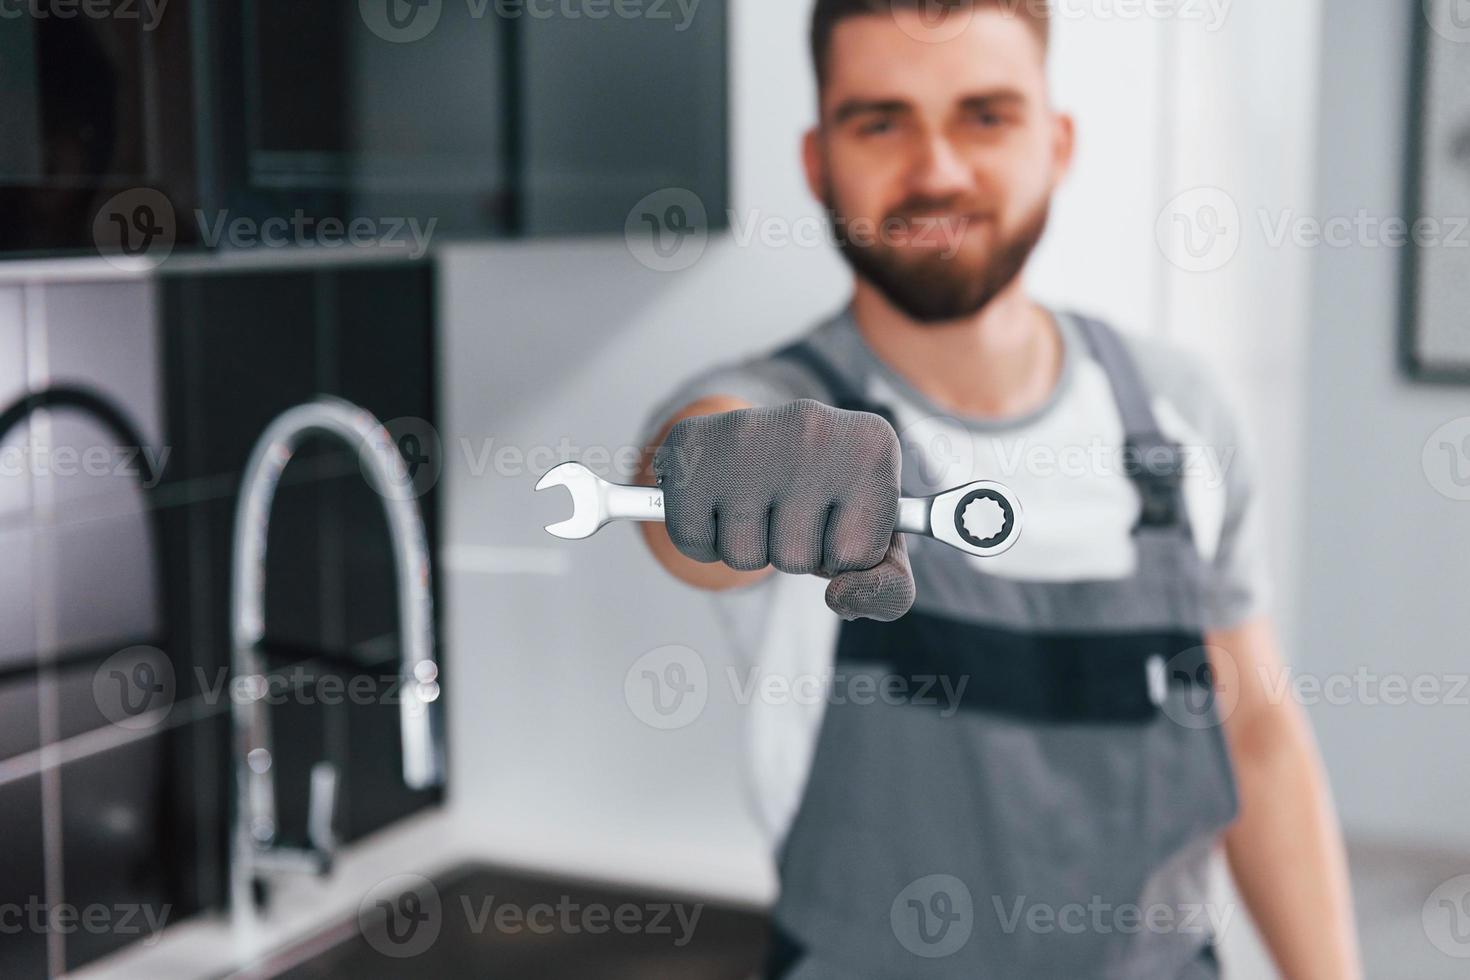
[[653, 399, 915, 622]]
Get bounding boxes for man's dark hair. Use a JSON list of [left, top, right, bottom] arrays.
[[811, 0, 1051, 88]]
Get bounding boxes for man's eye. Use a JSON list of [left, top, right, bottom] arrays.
[[968, 110, 1004, 127], [858, 118, 897, 136]]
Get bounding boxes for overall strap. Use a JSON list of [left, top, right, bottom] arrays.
[[1072, 316, 1188, 532], [772, 338, 896, 428]]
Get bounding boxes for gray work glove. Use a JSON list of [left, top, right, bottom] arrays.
[[653, 398, 916, 622]]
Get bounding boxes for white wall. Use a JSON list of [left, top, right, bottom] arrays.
[[1299, 0, 1470, 850]]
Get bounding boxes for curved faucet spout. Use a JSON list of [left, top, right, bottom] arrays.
[[230, 397, 443, 910]]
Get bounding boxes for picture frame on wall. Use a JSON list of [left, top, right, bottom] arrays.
[[1404, 0, 1470, 382]]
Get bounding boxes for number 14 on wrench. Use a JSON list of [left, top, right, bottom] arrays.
[[534, 462, 1022, 559]]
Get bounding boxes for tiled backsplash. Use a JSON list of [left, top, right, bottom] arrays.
[[0, 258, 442, 977]]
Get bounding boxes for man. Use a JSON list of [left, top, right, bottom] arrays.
[[637, 1, 1360, 976]]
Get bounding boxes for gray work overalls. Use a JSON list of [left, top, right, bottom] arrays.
[[765, 317, 1239, 979]]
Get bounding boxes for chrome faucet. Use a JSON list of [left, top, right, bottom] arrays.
[[229, 397, 444, 914]]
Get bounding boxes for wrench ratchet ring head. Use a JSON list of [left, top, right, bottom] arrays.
[[924, 480, 1023, 558]]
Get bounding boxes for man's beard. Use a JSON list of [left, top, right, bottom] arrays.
[[829, 193, 1051, 324]]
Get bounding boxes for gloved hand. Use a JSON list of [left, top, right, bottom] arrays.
[[653, 399, 915, 622]]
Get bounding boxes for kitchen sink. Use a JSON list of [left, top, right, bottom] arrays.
[[227, 864, 770, 979]]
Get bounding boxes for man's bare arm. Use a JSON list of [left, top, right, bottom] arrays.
[[1209, 617, 1361, 980], [636, 395, 774, 592]]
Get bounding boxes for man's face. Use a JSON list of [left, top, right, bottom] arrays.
[[807, 8, 1072, 323]]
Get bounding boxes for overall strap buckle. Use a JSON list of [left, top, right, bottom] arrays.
[[1073, 314, 1191, 535], [1125, 437, 1186, 530]]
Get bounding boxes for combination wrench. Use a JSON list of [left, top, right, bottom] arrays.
[[534, 462, 1022, 559]]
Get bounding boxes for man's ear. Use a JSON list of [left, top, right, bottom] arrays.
[[802, 126, 827, 204], [1052, 111, 1077, 183]]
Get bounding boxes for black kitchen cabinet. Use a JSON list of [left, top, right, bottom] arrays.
[[0, 0, 199, 256], [0, 0, 729, 256], [519, 1, 729, 235]]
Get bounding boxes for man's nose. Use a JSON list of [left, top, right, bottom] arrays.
[[909, 135, 975, 200]]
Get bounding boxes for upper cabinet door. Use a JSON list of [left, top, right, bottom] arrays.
[[201, 0, 515, 240], [0, 1, 197, 257], [518, 0, 729, 237]]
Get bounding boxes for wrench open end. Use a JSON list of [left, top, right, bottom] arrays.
[[534, 462, 609, 540]]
